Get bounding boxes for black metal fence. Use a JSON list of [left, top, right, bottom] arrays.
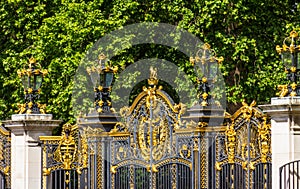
[[40, 93, 272, 189], [280, 160, 300, 189]]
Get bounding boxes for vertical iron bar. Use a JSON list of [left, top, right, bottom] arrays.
[[54, 171, 56, 189], [247, 121, 251, 189], [293, 162, 294, 189], [64, 171, 66, 189], [297, 161, 299, 189], [289, 164, 291, 189], [257, 164, 259, 189], [279, 167, 282, 189]]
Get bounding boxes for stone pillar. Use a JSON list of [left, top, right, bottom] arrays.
[[260, 97, 300, 188], [3, 114, 61, 189]]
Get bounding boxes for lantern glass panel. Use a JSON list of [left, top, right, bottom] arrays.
[[21, 75, 30, 90], [89, 70, 99, 86], [194, 63, 204, 79], [281, 52, 293, 68], [35, 74, 43, 90], [208, 61, 219, 81], [105, 72, 113, 88], [297, 53, 300, 69]]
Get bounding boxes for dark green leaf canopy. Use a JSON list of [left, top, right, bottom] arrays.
[[0, 0, 299, 124]]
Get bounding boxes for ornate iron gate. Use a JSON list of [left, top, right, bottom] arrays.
[[0, 125, 10, 189], [215, 101, 272, 189], [108, 78, 193, 189], [40, 80, 272, 189], [40, 123, 88, 189]]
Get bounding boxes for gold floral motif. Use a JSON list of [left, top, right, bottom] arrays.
[[198, 122, 208, 127], [278, 84, 289, 97], [241, 101, 257, 121], [79, 134, 88, 169], [225, 123, 236, 163], [17, 103, 27, 114], [258, 116, 271, 163], [291, 66, 297, 73], [43, 168, 51, 176]]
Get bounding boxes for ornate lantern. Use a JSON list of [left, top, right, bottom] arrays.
[[17, 57, 47, 114], [276, 30, 300, 97], [86, 54, 118, 113], [189, 43, 223, 106]]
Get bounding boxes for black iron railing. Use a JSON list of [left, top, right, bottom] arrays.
[[280, 160, 300, 189]]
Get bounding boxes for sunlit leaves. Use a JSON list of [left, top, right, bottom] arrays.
[[0, 0, 299, 124]]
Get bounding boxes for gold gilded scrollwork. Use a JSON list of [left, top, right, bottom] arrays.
[[216, 102, 271, 174], [45, 123, 89, 174], [110, 165, 117, 174], [78, 133, 88, 173], [277, 84, 289, 97], [110, 122, 128, 133], [241, 101, 256, 121], [258, 116, 271, 163], [225, 123, 236, 163], [83, 126, 104, 137], [146, 164, 159, 173], [137, 116, 169, 161]]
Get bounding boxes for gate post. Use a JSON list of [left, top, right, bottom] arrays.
[[3, 114, 60, 189], [260, 97, 300, 188]]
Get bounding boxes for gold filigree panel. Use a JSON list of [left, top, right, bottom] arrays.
[[216, 101, 271, 170]]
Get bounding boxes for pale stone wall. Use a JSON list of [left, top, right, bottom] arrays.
[[3, 114, 60, 189], [260, 97, 300, 188]]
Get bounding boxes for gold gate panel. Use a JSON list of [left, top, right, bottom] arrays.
[[215, 101, 272, 189]]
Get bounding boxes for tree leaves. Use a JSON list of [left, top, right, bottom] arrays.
[[0, 0, 299, 123]]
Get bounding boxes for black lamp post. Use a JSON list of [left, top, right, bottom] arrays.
[[190, 43, 223, 107], [276, 30, 300, 97], [17, 57, 48, 114], [86, 54, 118, 113]]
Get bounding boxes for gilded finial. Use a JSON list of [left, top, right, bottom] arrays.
[[29, 57, 36, 64], [290, 30, 298, 38], [98, 53, 106, 60], [148, 66, 158, 86]]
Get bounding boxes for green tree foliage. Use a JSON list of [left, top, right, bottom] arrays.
[[0, 0, 299, 123]]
